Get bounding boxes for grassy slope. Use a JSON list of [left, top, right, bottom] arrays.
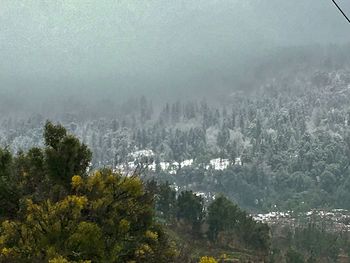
[[165, 224, 265, 262]]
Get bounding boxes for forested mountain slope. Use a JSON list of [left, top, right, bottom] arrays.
[[3, 64, 350, 211], [2, 122, 350, 263]]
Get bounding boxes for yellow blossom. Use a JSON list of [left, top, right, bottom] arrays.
[[119, 219, 130, 233], [1, 247, 12, 256], [71, 175, 83, 190], [199, 256, 218, 263], [145, 230, 158, 240]]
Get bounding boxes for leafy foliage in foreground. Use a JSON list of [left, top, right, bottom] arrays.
[[0, 122, 271, 263], [0, 172, 176, 262], [0, 122, 176, 263]]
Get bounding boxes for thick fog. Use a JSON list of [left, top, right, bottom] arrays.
[[1, 0, 350, 116]]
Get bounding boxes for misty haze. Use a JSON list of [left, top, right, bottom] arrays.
[[1, 1, 350, 262]]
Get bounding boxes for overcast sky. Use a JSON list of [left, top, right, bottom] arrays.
[[1, 0, 350, 114]]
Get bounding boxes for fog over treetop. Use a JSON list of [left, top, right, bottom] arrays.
[[1, 0, 350, 115]]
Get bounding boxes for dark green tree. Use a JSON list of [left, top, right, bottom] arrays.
[[0, 148, 18, 219], [207, 195, 241, 242], [177, 191, 204, 234], [156, 182, 177, 221], [44, 121, 92, 189]]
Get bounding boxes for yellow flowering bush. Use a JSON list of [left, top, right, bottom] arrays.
[[145, 230, 158, 240], [199, 256, 218, 263], [71, 175, 83, 190]]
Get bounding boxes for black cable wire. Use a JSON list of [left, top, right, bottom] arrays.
[[331, 0, 350, 24]]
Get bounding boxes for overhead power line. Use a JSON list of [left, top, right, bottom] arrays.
[[331, 0, 350, 24]]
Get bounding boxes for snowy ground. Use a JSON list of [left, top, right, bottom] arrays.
[[253, 209, 350, 232], [114, 149, 242, 175]]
